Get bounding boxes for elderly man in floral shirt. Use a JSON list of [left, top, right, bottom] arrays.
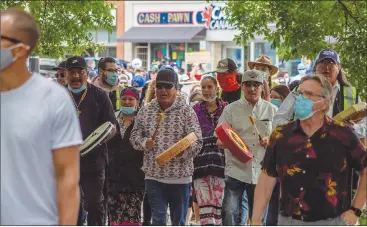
[[253, 75, 367, 226]]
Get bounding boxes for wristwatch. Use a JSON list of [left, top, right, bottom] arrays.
[[350, 206, 362, 217]]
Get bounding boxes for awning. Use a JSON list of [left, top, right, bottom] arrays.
[[117, 27, 206, 43]]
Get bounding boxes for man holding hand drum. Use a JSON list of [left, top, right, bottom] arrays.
[[130, 66, 203, 226]]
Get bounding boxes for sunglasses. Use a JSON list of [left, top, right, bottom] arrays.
[[243, 81, 262, 88], [55, 74, 65, 78], [156, 83, 174, 90]]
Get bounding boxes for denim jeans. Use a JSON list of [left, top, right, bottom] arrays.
[[145, 179, 190, 226], [240, 191, 248, 225], [142, 192, 152, 226], [222, 176, 268, 225]]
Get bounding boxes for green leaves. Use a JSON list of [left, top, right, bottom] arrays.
[[225, 0, 367, 99], [1, 0, 114, 59]]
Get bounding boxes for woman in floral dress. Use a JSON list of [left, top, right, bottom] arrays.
[[192, 76, 227, 225]]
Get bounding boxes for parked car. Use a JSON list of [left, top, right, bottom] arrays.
[[39, 58, 58, 78]]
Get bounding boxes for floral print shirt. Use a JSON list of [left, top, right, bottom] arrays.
[[262, 116, 367, 220]]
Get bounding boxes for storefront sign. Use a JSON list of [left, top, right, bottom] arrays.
[[137, 11, 194, 25], [197, 4, 236, 30]]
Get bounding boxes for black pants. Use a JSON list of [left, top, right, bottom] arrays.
[[77, 186, 87, 225], [142, 192, 152, 226], [81, 169, 106, 226]]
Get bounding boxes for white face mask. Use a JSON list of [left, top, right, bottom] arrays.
[[0, 43, 29, 71], [202, 95, 217, 102]]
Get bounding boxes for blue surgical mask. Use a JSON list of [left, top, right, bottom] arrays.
[[294, 96, 317, 120], [0, 43, 29, 71], [105, 72, 118, 86], [270, 99, 282, 108], [120, 106, 137, 115], [68, 84, 86, 94]]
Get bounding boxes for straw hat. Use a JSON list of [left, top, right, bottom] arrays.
[[248, 56, 279, 76]]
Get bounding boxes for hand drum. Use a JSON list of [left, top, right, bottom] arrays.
[[216, 122, 252, 164]]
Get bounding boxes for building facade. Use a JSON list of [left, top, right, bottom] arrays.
[[87, 1, 125, 59], [120, 1, 280, 72]]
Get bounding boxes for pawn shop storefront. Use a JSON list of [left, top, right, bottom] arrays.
[[120, 1, 279, 72], [120, 1, 208, 70]]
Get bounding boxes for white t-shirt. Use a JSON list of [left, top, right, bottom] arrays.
[[1, 74, 83, 225]]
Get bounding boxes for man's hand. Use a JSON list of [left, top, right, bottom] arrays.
[[146, 138, 155, 149], [217, 139, 225, 149], [341, 210, 358, 226], [259, 137, 269, 148]]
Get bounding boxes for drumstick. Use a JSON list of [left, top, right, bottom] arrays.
[[249, 116, 263, 141], [152, 113, 165, 141]]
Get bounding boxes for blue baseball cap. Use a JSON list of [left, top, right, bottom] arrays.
[[315, 48, 340, 65], [131, 76, 145, 88]]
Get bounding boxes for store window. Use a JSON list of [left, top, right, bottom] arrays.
[[109, 30, 117, 43], [243, 45, 251, 70], [87, 29, 117, 44], [169, 43, 185, 68], [99, 47, 117, 58], [135, 43, 148, 69], [226, 48, 242, 71], [187, 43, 200, 53], [254, 42, 276, 65], [151, 43, 167, 63], [97, 29, 109, 43]]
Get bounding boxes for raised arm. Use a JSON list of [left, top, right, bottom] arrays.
[[273, 92, 295, 128]]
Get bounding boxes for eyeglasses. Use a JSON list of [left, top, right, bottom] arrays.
[[242, 81, 262, 88], [1, 35, 22, 44], [55, 73, 65, 78], [317, 59, 336, 67], [293, 90, 324, 99], [156, 83, 174, 90]]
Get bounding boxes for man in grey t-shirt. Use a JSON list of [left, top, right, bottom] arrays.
[[1, 8, 83, 225]]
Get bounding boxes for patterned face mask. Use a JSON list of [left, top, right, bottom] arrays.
[[217, 73, 240, 92]]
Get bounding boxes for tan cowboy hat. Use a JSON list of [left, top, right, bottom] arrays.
[[248, 56, 279, 76]]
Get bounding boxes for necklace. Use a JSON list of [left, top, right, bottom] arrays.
[[69, 86, 88, 117]]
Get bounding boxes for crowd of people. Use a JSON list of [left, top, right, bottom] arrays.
[[1, 8, 367, 226]]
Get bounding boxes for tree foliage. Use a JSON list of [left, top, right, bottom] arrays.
[[224, 0, 367, 99], [1, 0, 115, 59]]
